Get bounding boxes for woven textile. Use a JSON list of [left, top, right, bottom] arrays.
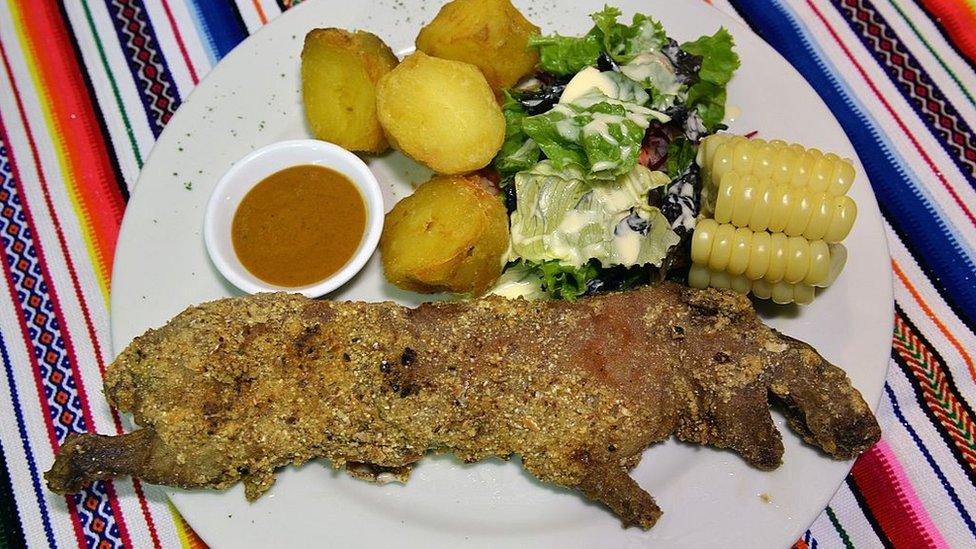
[[0, 0, 973, 547]]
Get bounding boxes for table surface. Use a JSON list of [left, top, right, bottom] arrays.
[[0, 0, 974, 548]]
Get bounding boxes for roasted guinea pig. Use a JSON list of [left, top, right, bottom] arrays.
[[45, 283, 879, 529]]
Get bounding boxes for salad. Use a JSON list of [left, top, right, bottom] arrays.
[[302, 0, 854, 306], [490, 6, 740, 299]]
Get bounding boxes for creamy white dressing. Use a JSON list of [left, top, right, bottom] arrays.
[[559, 67, 617, 104], [555, 119, 580, 141], [547, 232, 586, 265], [620, 52, 682, 97], [590, 160, 618, 173], [593, 184, 638, 212], [665, 176, 699, 232], [571, 90, 666, 128], [511, 139, 538, 160], [724, 105, 741, 124], [557, 209, 599, 234], [491, 277, 543, 300], [510, 162, 678, 269], [583, 112, 626, 145], [613, 223, 644, 265], [491, 278, 543, 300]]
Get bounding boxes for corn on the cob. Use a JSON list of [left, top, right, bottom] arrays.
[[690, 218, 846, 286], [698, 134, 856, 197], [711, 171, 857, 242], [688, 264, 816, 305]]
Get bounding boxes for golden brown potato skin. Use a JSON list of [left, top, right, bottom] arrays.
[[416, 0, 540, 92], [376, 52, 505, 174], [301, 28, 398, 153], [381, 174, 509, 295]]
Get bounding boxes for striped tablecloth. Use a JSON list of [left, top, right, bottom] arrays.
[[0, 0, 973, 547]]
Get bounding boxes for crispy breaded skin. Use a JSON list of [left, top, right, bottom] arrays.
[[45, 283, 879, 529]]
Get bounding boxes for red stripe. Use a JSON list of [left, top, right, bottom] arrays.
[[0, 108, 88, 549], [894, 313, 976, 472], [65, 496, 87, 549], [11, 2, 167, 545], [850, 446, 939, 548], [132, 479, 163, 548], [161, 0, 200, 85], [806, 0, 976, 228], [20, 0, 125, 279], [0, 31, 137, 549], [917, 0, 976, 64], [893, 260, 976, 382]]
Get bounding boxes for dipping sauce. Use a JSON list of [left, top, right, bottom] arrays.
[[232, 164, 366, 287]]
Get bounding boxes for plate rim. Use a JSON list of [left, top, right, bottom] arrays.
[[108, 0, 894, 546]]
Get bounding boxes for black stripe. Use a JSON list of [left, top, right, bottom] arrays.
[[275, 0, 290, 13], [845, 477, 895, 549], [891, 348, 976, 489], [891, 305, 976, 489], [909, 0, 976, 74], [56, 0, 131, 203], [0, 438, 26, 549], [876, 189, 976, 337], [890, 350, 976, 490], [896, 302, 976, 424], [733, 0, 976, 338], [227, 0, 251, 39]]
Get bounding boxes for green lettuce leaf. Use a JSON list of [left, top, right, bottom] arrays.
[[521, 104, 587, 168], [533, 260, 599, 300], [521, 90, 661, 178], [619, 53, 683, 110], [493, 91, 540, 182], [681, 28, 740, 130], [591, 6, 667, 62], [665, 137, 696, 178], [509, 161, 679, 269], [528, 6, 669, 76], [588, 7, 680, 109], [591, 5, 625, 50], [528, 31, 602, 76], [488, 263, 549, 300]]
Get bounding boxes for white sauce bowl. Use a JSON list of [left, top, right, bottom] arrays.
[[204, 140, 384, 298]]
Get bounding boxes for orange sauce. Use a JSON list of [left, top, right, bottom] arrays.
[[232, 164, 366, 287]]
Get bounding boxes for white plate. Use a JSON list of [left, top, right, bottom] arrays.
[[110, 1, 893, 547]]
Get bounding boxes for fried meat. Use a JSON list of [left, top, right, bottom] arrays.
[[45, 284, 879, 529]]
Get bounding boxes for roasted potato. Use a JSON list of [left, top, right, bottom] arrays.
[[416, 0, 540, 92], [381, 174, 510, 295], [375, 52, 505, 174], [301, 28, 398, 153]]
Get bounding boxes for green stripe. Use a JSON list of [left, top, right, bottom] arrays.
[[887, 0, 976, 107], [80, 0, 144, 168], [826, 506, 856, 549]]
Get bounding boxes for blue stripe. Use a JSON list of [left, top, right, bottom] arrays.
[[804, 529, 818, 548], [884, 380, 976, 537], [0, 332, 57, 548], [727, 0, 976, 334], [102, 0, 182, 137], [830, 0, 976, 194], [0, 119, 120, 548], [186, 0, 249, 62]]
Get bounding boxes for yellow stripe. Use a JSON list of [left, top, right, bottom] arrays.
[[8, 0, 112, 306], [168, 501, 195, 549], [168, 500, 208, 549]]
